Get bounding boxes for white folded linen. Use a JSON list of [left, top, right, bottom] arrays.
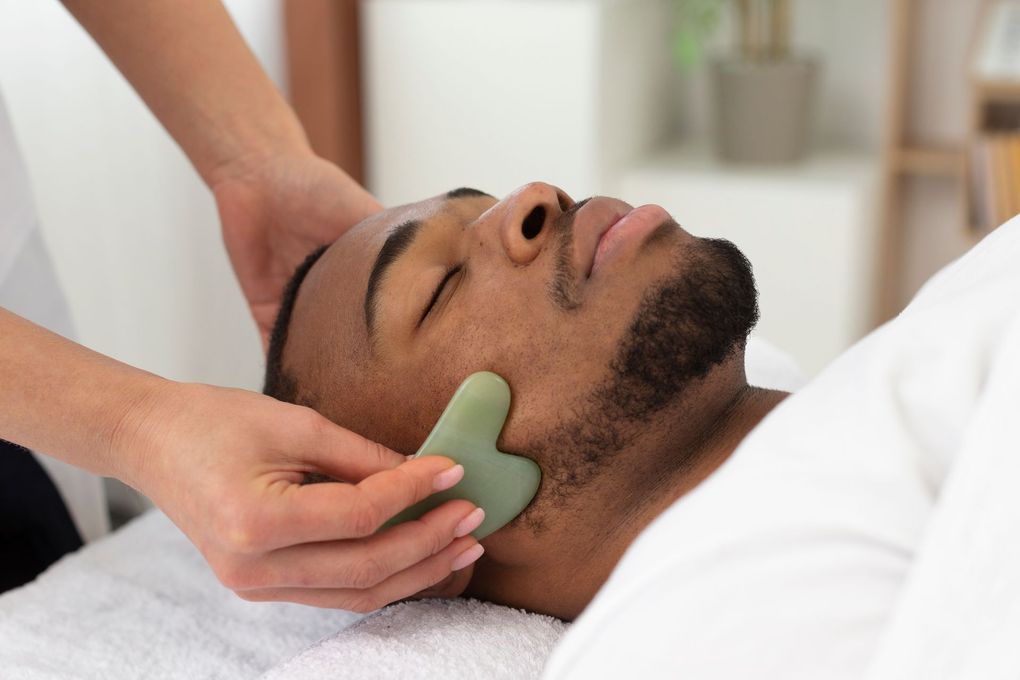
[[542, 217, 1020, 680], [261, 598, 566, 680]]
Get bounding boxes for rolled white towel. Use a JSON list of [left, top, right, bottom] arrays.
[[260, 598, 567, 680]]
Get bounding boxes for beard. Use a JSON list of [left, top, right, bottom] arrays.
[[595, 236, 759, 421], [517, 229, 759, 533]]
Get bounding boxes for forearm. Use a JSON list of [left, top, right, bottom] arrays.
[[60, 0, 311, 185], [0, 307, 161, 480]]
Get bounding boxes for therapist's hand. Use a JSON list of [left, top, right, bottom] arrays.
[[211, 151, 382, 349], [116, 380, 483, 612]]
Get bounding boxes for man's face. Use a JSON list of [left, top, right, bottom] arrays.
[[281, 182, 757, 543]]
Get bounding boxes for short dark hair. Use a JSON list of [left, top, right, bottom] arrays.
[[263, 245, 329, 403]]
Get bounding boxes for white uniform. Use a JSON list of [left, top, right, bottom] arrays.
[[0, 90, 108, 543]]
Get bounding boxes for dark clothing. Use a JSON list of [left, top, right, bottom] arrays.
[[0, 439, 82, 592]]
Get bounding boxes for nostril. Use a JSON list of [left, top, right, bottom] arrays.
[[556, 192, 571, 212], [521, 205, 546, 240]]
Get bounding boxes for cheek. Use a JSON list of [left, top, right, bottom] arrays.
[[411, 279, 639, 456]]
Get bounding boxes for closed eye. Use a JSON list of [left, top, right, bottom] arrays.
[[418, 265, 462, 326]]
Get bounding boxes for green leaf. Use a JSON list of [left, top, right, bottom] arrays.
[[673, 32, 701, 69], [671, 0, 726, 71]]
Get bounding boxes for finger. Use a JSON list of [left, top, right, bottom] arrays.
[[231, 499, 482, 590], [254, 455, 462, 549], [295, 414, 409, 480], [403, 563, 475, 602], [235, 536, 484, 612]]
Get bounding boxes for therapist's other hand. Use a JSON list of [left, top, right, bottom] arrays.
[[211, 151, 382, 349], [115, 381, 482, 612]]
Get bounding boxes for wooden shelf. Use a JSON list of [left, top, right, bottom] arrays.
[[892, 147, 966, 177], [878, 0, 1016, 322], [974, 79, 1020, 100]]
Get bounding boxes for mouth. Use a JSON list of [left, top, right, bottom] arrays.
[[570, 197, 672, 278]]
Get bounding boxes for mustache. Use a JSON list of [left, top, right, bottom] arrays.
[[558, 197, 593, 229], [549, 196, 589, 235], [546, 197, 592, 311]]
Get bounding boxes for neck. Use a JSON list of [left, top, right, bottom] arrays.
[[466, 381, 788, 621]]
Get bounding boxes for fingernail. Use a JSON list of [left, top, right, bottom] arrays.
[[454, 507, 485, 538], [433, 464, 464, 492], [451, 544, 485, 571]]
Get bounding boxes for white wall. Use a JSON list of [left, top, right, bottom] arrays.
[[363, 0, 673, 204], [0, 0, 285, 390]]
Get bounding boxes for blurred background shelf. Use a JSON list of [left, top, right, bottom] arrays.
[[892, 147, 966, 177], [877, 0, 996, 322], [964, 0, 1020, 239]]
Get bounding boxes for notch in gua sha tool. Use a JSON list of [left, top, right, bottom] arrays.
[[381, 372, 541, 540]]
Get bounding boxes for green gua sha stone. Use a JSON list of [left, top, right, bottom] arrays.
[[381, 371, 541, 540]]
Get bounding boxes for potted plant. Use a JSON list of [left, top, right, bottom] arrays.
[[673, 0, 818, 164]]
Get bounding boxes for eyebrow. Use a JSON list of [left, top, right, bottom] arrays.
[[364, 219, 423, 336], [446, 186, 495, 200], [362, 187, 494, 339]]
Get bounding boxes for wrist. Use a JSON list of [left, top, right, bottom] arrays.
[[203, 116, 314, 191], [105, 373, 178, 489]]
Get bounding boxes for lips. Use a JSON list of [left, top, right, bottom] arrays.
[[591, 204, 672, 274], [569, 197, 671, 278]]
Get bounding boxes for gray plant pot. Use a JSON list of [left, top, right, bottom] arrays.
[[712, 56, 818, 164]]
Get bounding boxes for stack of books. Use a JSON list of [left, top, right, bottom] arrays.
[[971, 1, 1020, 232]]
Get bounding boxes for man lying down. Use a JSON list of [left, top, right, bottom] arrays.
[[261, 181, 1020, 678], [260, 182, 787, 621]]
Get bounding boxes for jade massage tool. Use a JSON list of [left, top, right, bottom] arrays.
[[381, 371, 541, 540]]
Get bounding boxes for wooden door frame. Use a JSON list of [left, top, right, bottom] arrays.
[[284, 0, 366, 184]]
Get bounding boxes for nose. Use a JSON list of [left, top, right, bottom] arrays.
[[496, 182, 573, 266]]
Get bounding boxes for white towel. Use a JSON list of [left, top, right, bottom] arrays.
[[0, 511, 361, 679], [261, 598, 567, 680], [0, 509, 565, 680]]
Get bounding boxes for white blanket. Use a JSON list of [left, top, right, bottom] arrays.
[[543, 217, 1020, 679], [865, 314, 1020, 678]]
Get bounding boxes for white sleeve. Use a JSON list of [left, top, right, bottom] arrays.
[[542, 480, 909, 680]]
